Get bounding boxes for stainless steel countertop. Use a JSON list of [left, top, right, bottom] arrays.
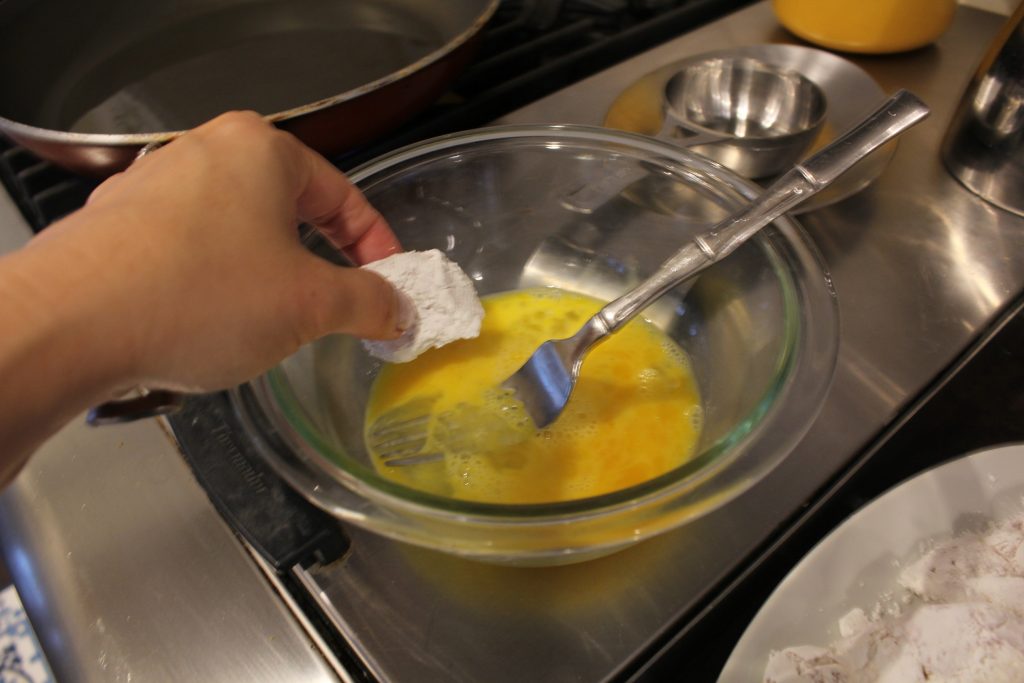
[[1, 2, 1021, 682], [300, 4, 1024, 682]]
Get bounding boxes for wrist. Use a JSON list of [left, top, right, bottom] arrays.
[[3, 213, 145, 407]]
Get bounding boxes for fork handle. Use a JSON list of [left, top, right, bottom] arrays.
[[597, 89, 929, 332]]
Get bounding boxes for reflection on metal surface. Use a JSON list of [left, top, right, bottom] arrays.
[[947, 222, 1004, 314], [246, 550, 354, 683], [301, 524, 692, 683], [0, 413, 340, 683], [943, 1, 1024, 216], [866, 191, 1008, 323]]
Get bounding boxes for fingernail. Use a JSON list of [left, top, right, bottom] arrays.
[[393, 289, 416, 336]]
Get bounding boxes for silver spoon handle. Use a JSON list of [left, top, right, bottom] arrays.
[[597, 89, 930, 333]]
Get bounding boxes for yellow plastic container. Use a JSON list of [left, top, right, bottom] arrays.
[[772, 0, 956, 54]]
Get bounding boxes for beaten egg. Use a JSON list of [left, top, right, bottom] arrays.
[[364, 288, 702, 504]]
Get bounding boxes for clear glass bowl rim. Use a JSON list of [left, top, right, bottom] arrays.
[[233, 123, 839, 530]]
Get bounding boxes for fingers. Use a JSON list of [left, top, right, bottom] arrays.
[[338, 211, 403, 266], [279, 128, 402, 264], [86, 171, 127, 206], [298, 259, 403, 341], [127, 111, 401, 264]]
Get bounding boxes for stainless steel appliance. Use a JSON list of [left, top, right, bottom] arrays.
[[1, 2, 1023, 681], [943, 0, 1024, 216]]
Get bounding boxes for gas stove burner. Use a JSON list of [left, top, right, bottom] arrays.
[[604, 43, 895, 213], [498, 0, 643, 30]]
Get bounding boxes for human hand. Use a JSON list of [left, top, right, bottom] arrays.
[[26, 111, 403, 394]]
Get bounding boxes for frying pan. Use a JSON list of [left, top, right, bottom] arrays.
[[0, 0, 499, 177]]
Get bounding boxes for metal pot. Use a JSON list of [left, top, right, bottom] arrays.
[[0, 0, 499, 177]]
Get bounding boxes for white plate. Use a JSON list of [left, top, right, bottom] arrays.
[[718, 442, 1024, 682]]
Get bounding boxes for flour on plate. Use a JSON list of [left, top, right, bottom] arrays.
[[763, 512, 1024, 682], [361, 249, 484, 363]]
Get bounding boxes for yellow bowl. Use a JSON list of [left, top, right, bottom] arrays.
[[772, 0, 956, 54]]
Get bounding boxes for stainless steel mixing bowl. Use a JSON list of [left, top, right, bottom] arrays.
[[232, 124, 839, 566], [661, 55, 827, 178]]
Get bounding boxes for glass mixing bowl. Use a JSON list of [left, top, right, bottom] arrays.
[[231, 125, 839, 565]]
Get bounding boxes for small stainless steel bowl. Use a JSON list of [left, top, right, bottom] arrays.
[[661, 55, 827, 178]]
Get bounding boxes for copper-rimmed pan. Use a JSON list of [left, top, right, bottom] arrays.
[[0, 0, 499, 177]]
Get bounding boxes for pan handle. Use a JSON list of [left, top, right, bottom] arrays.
[[135, 140, 166, 159], [87, 390, 186, 426]]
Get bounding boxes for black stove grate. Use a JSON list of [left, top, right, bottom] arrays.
[[338, 0, 754, 168], [0, 0, 751, 232], [0, 136, 98, 232]]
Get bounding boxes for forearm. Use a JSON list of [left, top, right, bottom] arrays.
[[0, 113, 403, 488], [0, 212, 137, 484]]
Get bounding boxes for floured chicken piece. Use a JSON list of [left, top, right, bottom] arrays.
[[763, 513, 1024, 683], [361, 249, 484, 363], [763, 646, 843, 683], [766, 603, 1024, 683], [899, 536, 1012, 602]]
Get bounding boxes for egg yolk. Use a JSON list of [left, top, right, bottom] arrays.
[[364, 288, 702, 504]]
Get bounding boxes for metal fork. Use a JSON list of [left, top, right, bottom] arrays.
[[367, 90, 930, 464], [367, 392, 533, 467], [366, 396, 445, 467], [506, 89, 929, 429]]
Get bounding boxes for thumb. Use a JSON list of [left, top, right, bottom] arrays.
[[298, 260, 403, 341]]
